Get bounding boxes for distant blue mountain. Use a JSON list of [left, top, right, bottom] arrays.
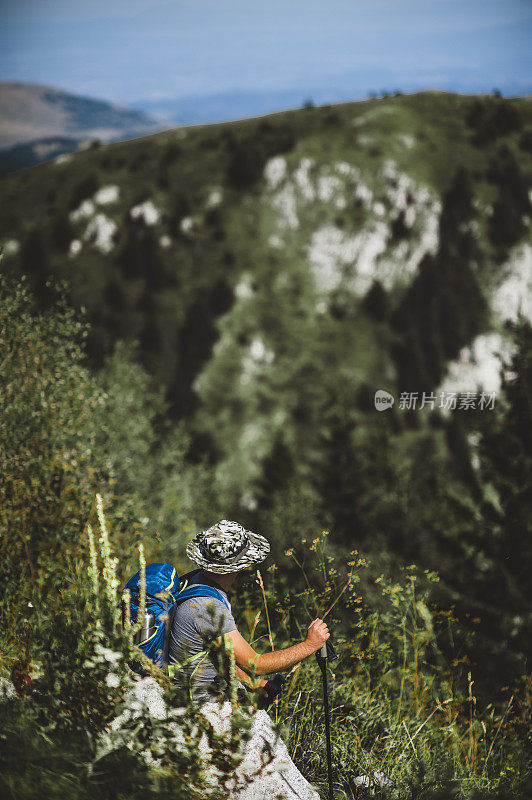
[[133, 89, 313, 125], [133, 70, 532, 126]]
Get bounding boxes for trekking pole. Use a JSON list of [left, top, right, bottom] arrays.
[[316, 638, 336, 800]]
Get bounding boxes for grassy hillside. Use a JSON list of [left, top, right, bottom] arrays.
[[1, 90, 532, 798], [2, 89, 532, 655], [1, 90, 530, 424]]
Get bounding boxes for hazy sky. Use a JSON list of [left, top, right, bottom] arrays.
[[1, 0, 530, 104]]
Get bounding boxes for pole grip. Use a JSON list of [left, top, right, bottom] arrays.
[[316, 637, 336, 663]]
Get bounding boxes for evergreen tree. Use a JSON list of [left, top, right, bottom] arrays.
[[50, 215, 75, 254], [19, 228, 54, 309], [363, 280, 389, 321], [487, 146, 531, 250], [478, 321, 532, 613], [392, 166, 486, 391]]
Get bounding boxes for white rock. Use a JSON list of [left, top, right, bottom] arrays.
[[130, 199, 161, 226], [438, 333, 517, 396], [68, 239, 82, 257], [186, 699, 320, 798], [240, 338, 275, 386], [95, 644, 123, 665], [159, 235, 172, 249], [55, 153, 72, 165], [308, 221, 389, 296], [83, 214, 117, 253], [2, 239, 19, 256], [264, 156, 288, 189], [404, 206, 416, 227], [249, 336, 274, 363], [416, 186, 434, 206], [404, 205, 440, 273], [380, 163, 441, 279], [206, 188, 222, 208], [293, 157, 315, 201], [69, 199, 95, 223], [354, 182, 373, 205], [200, 700, 321, 799], [94, 185, 120, 205], [335, 161, 361, 180], [105, 679, 163, 730], [349, 222, 389, 295], [271, 183, 299, 230], [317, 172, 343, 203], [381, 158, 399, 182], [268, 234, 284, 248], [0, 678, 16, 701], [399, 133, 416, 149], [179, 216, 195, 235], [373, 202, 386, 217], [235, 277, 254, 299], [308, 225, 356, 294], [249, 338, 265, 361], [492, 243, 532, 324], [383, 168, 414, 211]]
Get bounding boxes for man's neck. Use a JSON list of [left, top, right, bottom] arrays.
[[200, 569, 237, 594]]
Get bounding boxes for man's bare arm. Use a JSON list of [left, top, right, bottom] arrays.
[[225, 618, 329, 676], [235, 664, 266, 690]]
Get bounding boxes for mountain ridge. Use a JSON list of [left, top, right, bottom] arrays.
[[3, 80, 531, 172]]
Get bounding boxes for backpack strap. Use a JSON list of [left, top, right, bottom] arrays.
[[166, 582, 232, 687], [167, 652, 208, 681], [174, 584, 231, 612]]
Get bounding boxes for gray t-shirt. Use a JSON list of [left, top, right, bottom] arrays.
[[168, 574, 245, 704]]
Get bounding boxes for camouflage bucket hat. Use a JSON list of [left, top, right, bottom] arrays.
[[186, 520, 270, 574]]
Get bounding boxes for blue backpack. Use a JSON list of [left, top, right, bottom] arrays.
[[122, 563, 230, 669]]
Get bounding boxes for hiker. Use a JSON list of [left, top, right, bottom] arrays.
[[168, 519, 328, 799], [169, 519, 330, 703]]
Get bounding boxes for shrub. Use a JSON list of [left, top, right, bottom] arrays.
[[0, 275, 101, 663], [1, 496, 256, 800]]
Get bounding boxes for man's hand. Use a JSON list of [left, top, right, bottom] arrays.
[[305, 618, 330, 653]]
